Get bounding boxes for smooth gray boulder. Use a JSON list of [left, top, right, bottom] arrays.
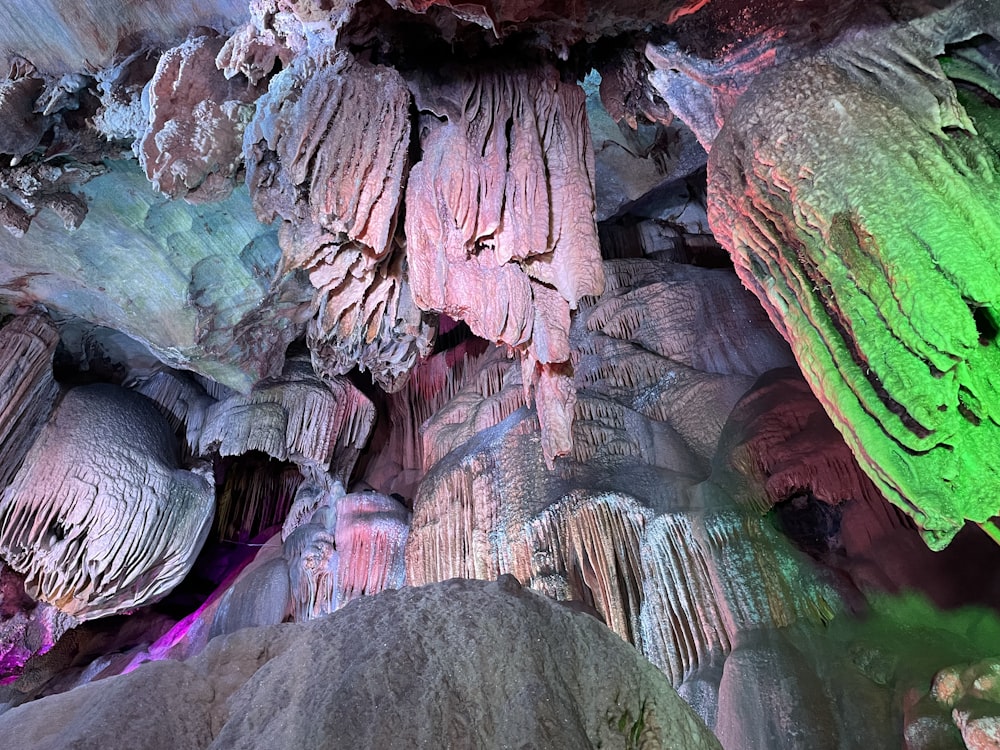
[[0, 576, 721, 749]]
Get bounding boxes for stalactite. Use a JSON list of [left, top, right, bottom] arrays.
[[712, 369, 889, 515], [196, 357, 375, 480], [419, 349, 528, 471], [526, 492, 649, 642], [360, 336, 493, 499], [405, 64, 605, 462], [707, 10, 1000, 547], [214, 455, 303, 543], [244, 47, 434, 391]]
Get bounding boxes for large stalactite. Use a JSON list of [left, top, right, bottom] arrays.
[[708, 5, 1000, 548]]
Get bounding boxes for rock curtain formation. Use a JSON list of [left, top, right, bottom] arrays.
[[0, 385, 214, 620]]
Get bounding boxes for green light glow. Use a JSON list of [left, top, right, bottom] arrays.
[[710, 51, 1000, 549]]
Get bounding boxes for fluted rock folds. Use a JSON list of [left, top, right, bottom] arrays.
[[0, 385, 214, 620], [406, 65, 606, 460], [708, 16, 1000, 547], [245, 49, 434, 392]]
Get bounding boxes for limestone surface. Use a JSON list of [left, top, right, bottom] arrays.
[[0, 384, 214, 620], [0, 578, 721, 750]]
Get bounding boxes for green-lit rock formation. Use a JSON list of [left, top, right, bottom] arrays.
[[708, 4, 1000, 548]]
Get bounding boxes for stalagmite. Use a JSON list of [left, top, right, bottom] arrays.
[[282, 479, 409, 620], [0, 384, 214, 620], [334, 492, 409, 606]]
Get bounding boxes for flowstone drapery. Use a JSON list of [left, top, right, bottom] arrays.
[[709, 16, 1000, 547], [0, 385, 214, 620]]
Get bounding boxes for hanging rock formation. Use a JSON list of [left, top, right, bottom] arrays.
[[0, 385, 214, 620], [196, 356, 375, 480], [139, 34, 262, 202], [711, 368, 889, 516], [406, 64, 606, 461], [243, 43, 434, 391], [708, 4, 1000, 548]]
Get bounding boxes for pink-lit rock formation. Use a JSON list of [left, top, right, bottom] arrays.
[[405, 64, 606, 460], [244, 45, 434, 391], [711, 368, 888, 515], [0, 563, 72, 683], [0, 385, 214, 620], [281, 479, 408, 620]]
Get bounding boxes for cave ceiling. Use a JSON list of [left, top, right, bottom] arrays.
[[4, 0, 1000, 746], [0, 0, 994, 539]]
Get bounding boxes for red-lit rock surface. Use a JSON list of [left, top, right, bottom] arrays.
[[139, 34, 262, 202]]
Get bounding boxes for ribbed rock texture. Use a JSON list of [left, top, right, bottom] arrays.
[[0, 385, 214, 620], [244, 48, 434, 391], [195, 356, 375, 480], [406, 258, 820, 666], [708, 6, 1000, 548], [406, 65, 606, 461], [0, 313, 59, 491], [0, 578, 721, 750]]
